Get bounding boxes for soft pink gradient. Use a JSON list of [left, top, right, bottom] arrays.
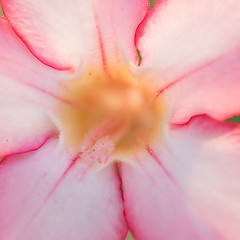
[[121, 116, 240, 240], [1, 0, 148, 70], [0, 138, 127, 240], [0, 0, 240, 239]]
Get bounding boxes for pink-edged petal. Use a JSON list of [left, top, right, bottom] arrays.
[[0, 17, 70, 107], [0, 17, 70, 157], [136, 0, 240, 84], [121, 115, 240, 240], [0, 137, 127, 240], [161, 48, 240, 123], [1, 0, 148, 70], [0, 97, 55, 158]]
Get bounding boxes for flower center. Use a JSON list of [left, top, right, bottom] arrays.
[[58, 63, 165, 155]]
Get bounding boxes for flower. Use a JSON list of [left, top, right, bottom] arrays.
[[1, 0, 240, 239]]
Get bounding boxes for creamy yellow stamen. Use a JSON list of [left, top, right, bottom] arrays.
[[58, 62, 165, 155]]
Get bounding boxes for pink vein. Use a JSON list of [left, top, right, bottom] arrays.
[[144, 144, 227, 239], [24, 81, 72, 105], [154, 54, 224, 98], [145, 144, 181, 189], [1, 55, 72, 105], [94, 10, 108, 73], [43, 153, 82, 203], [17, 153, 82, 239]]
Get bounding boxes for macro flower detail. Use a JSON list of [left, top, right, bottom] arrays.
[[57, 63, 164, 155], [0, 0, 240, 240]]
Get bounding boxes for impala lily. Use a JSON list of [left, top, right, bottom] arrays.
[[1, 0, 240, 240]]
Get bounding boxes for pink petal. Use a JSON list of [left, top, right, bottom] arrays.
[[2, 0, 148, 70], [121, 115, 240, 240], [0, 138, 127, 240], [0, 98, 55, 158], [0, 17, 70, 107], [162, 49, 240, 123], [136, 0, 240, 84], [0, 18, 69, 158]]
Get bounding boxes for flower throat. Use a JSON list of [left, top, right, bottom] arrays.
[[58, 62, 165, 155]]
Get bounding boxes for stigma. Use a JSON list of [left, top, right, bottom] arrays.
[[57, 62, 165, 156]]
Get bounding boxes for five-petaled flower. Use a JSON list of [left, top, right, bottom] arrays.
[[1, 0, 240, 240]]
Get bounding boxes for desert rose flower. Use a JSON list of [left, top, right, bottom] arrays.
[[1, 0, 240, 240]]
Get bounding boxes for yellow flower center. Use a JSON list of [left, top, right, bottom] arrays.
[[58, 62, 165, 155]]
